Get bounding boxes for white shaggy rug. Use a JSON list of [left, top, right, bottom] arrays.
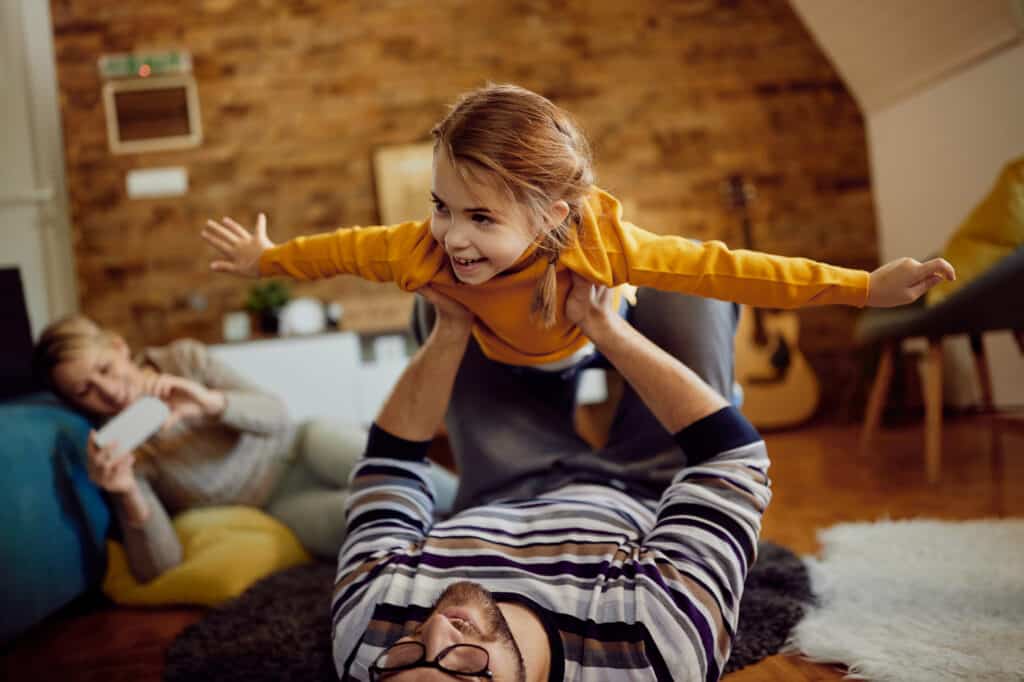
[[787, 519, 1024, 681]]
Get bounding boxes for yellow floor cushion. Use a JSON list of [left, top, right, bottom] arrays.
[[927, 157, 1024, 306], [103, 506, 312, 607]]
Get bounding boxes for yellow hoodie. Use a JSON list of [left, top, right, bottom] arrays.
[[260, 187, 870, 366]]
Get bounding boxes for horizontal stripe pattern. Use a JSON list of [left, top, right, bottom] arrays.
[[333, 407, 770, 681]]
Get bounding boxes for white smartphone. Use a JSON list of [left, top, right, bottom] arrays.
[[94, 396, 170, 455]]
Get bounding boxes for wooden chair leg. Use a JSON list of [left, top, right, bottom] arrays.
[[991, 416, 1005, 517], [861, 342, 895, 455], [969, 332, 995, 412], [923, 338, 944, 483]]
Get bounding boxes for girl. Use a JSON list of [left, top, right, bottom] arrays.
[[202, 83, 954, 372]]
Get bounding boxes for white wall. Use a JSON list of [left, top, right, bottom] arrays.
[[867, 43, 1024, 407]]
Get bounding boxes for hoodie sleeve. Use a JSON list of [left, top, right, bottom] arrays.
[[609, 221, 870, 308], [259, 220, 440, 291]]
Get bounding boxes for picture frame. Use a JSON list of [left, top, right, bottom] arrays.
[[102, 74, 203, 154], [372, 141, 434, 224]]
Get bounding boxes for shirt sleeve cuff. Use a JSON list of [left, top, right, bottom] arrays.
[[364, 423, 432, 461], [672, 406, 761, 466]]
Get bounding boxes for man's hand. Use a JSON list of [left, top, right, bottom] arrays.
[[202, 213, 275, 278], [419, 286, 474, 336], [565, 274, 617, 338], [867, 257, 956, 307]]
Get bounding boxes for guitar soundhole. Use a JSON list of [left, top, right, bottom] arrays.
[[747, 336, 793, 385]]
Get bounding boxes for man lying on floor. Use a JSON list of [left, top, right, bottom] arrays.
[[331, 278, 771, 682]]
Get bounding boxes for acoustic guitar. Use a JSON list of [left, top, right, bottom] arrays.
[[724, 175, 821, 429]]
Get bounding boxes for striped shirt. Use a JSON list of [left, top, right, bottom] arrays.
[[332, 406, 770, 681]]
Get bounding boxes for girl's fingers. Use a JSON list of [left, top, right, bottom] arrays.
[[222, 217, 252, 239], [204, 220, 241, 244], [210, 260, 238, 273], [201, 229, 237, 257], [203, 222, 241, 247], [255, 213, 268, 240], [920, 257, 956, 282]]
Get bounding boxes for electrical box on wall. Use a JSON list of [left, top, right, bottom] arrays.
[[98, 50, 202, 154]]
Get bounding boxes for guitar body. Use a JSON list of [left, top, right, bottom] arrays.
[[734, 305, 821, 429]]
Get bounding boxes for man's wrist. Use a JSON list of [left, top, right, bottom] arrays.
[[580, 309, 624, 347], [431, 318, 472, 345]]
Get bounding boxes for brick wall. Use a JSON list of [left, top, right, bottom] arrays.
[[51, 0, 878, 418]]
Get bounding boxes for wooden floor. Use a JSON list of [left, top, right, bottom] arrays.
[[3, 417, 1021, 681]]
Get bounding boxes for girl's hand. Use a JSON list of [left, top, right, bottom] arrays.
[[420, 286, 474, 334], [565, 274, 615, 334], [87, 432, 138, 494], [202, 213, 275, 278], [867, 257, 956, 307], [140, 373, 226, 430]]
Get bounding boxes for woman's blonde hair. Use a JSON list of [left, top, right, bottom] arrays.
[[431, 84, 595, 327], [32, 314, 114, 391]]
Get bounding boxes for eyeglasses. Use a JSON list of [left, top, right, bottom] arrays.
[[369, 640, 493, 680]]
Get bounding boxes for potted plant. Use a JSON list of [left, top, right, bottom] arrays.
[[245, 280, 290, 334]]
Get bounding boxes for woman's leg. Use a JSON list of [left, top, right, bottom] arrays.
[[265, 457, 350, 558], [266, 419, 461, 556], [298, 419, 368, 488]]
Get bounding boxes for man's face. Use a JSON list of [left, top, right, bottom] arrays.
[[374, 581, 526, 682]]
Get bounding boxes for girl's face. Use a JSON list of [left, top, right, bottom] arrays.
[[429, 151, 545, 285], [51, 338, 146, 417]]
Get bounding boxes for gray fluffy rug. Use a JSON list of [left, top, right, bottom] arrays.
[[165, 541, 812, 681]]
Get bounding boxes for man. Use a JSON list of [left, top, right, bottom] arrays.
[[332, 278, 770, 681]]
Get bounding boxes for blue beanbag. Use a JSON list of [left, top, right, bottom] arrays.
[[0, 394, 110, 642]]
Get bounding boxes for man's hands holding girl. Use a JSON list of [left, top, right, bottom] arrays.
[[202, 213, 275, 278], [420, 286, 474, 341], [565, 274, 619, 342]]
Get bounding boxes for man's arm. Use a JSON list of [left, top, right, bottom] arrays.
[[568, 275, 729, 435], [568, 276, 769, 681], [335, 289, 471, 578]]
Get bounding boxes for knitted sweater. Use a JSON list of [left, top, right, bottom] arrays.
[[118, 340, 296, 582]]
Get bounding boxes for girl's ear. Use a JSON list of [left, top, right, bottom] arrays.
[[542, 200, 570, 234]]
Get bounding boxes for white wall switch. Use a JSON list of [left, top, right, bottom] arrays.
[[126, 166, 188, 198]]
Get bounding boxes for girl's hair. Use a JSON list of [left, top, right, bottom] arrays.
[[431, 84, 595, 327], [32, 314, 113, 392]]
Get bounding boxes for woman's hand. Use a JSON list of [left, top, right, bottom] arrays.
[[565, 274, 616, 337], [87, 432, 138, 494], [140, 373, 227, 430], [202, 213, 275, 278], [867, 257, 956, 307], [420, 286, 474, 336]]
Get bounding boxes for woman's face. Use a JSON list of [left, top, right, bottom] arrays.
[[429, 151, 545, 285], [51, 338, 146, 417]]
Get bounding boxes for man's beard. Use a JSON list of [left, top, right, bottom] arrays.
[[430, 581, 526, 680]]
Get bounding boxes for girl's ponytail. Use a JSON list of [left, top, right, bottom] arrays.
[[531, 245, 561, 329]]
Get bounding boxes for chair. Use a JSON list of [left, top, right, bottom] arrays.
[[856, 246, 1024, 481]]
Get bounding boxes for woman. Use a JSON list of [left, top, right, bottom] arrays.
[[33, 314, 456, 583]]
